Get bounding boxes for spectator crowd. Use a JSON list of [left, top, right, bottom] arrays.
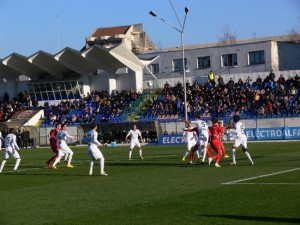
[[1, 72, 300, 126], [146, 72, 300, 120]]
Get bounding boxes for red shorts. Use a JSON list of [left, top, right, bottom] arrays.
[[210, 140, 223, 153], [50, 143, 58, 153]]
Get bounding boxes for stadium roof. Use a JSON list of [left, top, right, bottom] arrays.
[[55, 47, 97, 75], [0, 60, 20, 78], [2, 53, 48, 80], [28, 51, 74, 79], [0, 43, 148, 80], [82, 44, 145, 75]]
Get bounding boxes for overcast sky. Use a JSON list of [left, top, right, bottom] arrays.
[[0, 0, 299, 58]]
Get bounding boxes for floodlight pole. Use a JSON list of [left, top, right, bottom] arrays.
[[56, 15, 60, 52], [149, 2, 189, 120]]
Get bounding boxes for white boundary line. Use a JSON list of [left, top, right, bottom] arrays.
[[222, 168, 300, 185], [226, 183, 300, 185], [1, 168, 42, 174]]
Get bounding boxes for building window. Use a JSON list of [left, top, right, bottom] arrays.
[[197, 56, 210, 69], [172, 58, 187, 72], [249, 50, 265, 65], [28, 81, 82, 101], [222, 53, 237, 67], [151, 64, 159, 74]]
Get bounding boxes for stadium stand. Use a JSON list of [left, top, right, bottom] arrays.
[[1, 73, 299, 128], [39, 88, 142, 126], [142, 73, 300, 122]]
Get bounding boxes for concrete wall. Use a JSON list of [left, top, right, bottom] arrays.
[[278, 42, 300, 70], [115, 70, 143, 93]]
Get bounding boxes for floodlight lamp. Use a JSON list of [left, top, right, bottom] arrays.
[[185, 7, 189, 14], [149, 11, 157, 17]]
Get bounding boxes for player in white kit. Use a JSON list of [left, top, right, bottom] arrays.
[[183, 115, 209, 163], [230, 115, 254, 166], [86, 123, 108, 176], [52, 124, 77, 169], [125, 124, 144, 160], [0, 128, 21, 173], [182, 123, 198, 163]]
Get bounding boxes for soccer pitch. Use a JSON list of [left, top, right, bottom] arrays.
[[0, 142, 299, 225]]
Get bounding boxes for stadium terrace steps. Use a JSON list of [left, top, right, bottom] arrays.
[[34, 119, 44, 127]]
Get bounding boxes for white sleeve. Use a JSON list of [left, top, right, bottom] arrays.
[[126, 131, 131, 139], [13, 135, 20, 150], [182, 131, 187, 141], [92, 132, 101, 145], [65, 131, 75, 139]]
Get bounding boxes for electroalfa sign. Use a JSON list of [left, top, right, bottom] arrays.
[[246, 127, 300, 140], [158, 127, 300, 145]]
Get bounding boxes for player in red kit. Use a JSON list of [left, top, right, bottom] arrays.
[[218, 121, 229, 158], [208, 117, 225, 167], [46, 123, 61, 167]]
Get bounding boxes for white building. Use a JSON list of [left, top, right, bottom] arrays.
[[140, 34, 300, 87]]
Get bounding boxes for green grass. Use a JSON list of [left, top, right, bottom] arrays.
[[0, 142, 299, 225]]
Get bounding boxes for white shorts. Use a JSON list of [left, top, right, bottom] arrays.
[[186, 140, 196, 151], [198, 133, 209, 147], [130, 140, 141, 149], [233, 136, 247, 149], [58, 142, 73, 157], [88, 145, 104, 160], [4, 147, 20, 159]]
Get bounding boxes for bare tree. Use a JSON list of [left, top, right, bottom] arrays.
[[287, 18, 300, 43], [218, 24, 237, 45]]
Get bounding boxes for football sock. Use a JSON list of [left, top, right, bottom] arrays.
[[189, 152, 194, 162], [67, 152, 73, 165], [64, 153, 68, 161], [202, 148, 207, 162], [52, 157, 61, 166], [100, 158, 105, 173], [129, 150, 132, 159], [206, 147, 212, 158], [215, 153, 222, 163], [90, 161, 94, 174], [198, 147, 203, 158], [14, 158, 21, 171], [196, 149, 200, 159], [232, 149, 236, 164], [0, 159, 7, 172], [244, 151, 254, 164], [139, 150, 143, 157], [183, 151, 189, 159]]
